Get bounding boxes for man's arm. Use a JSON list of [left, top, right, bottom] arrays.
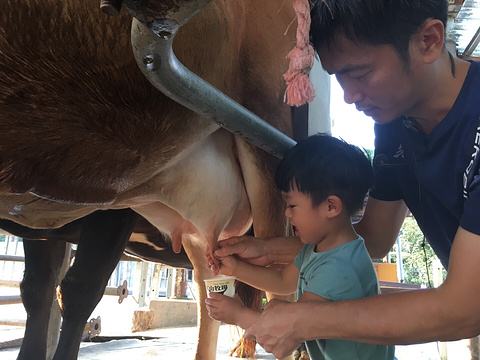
[[247, 227, 480, 358], [298, 291, 330, 303], [354, 197, 408, 259], [264, 236, 304, 264], [214, 235, 303, 266]]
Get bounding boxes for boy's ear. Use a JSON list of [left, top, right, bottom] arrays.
[[415, 19, 444, 64], [325, 195, 342, 218]]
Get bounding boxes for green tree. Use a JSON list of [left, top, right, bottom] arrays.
[[364, 149, 374, 163], [390, 217, 446, 287]]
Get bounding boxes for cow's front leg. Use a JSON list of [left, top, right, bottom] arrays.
[[17, 239, 67, 360], [182, 236, 219, 360], [52, 209, 137, 360]]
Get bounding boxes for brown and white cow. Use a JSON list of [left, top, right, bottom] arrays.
[[0, 0, 325, 359]]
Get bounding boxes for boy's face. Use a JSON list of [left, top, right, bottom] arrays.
[[282, 187, 326, 245], [319, 34, 426, 124]]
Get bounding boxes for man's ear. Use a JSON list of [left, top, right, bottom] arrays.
[[326, 195, 343, 218], [417, 19, 445, 64]]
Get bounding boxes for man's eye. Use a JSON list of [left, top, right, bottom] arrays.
[[288, 205, 296, 209], [353, 72, 369, 81]]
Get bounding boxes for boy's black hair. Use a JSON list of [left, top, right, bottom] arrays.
[[310, 0, 448, 64], [275, 133, 373, 216]]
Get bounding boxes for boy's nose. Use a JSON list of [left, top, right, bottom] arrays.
[[284, 207, 292, 219]]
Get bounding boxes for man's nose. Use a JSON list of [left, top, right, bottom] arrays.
[[343, 84, 363, 105], [337, 76, 364, 105]]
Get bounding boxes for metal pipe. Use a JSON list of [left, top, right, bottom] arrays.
[[0, 280, 21, 288], [0, 295, 22, 305], [0, 255, 25, 262], [0, 319, 25, 327], [122, 0, 296, 159], [396, 233, 404, 283], [463, 25, 480, 57], [0, 281, 127, 301]]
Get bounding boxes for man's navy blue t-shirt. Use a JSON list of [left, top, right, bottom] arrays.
[[370, 61, 480, 269]]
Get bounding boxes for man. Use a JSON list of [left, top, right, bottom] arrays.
[[209, 0, 480, 358]]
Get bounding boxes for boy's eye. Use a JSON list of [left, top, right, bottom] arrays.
[[287, 205, 296, 209]]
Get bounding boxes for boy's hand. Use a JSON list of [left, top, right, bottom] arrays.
[[205, 293, 245, 325], [206, 251, 220, 275], [206, 252, 238, 276], [217, 255, 238, 276]]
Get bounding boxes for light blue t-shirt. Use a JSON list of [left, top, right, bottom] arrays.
[[293, 237, 395, 360]]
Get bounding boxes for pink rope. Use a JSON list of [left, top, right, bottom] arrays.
[[284, 0, 315, 107]]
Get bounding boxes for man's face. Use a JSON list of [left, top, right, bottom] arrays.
[[319, 35, 425, 124]]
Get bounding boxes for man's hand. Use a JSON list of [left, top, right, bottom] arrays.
[[214, 235, 270, 266], [246, 299, 303, 358]]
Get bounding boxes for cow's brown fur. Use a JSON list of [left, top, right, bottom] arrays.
[[0, 0, 291, 206], [0, 0, 297, 359]]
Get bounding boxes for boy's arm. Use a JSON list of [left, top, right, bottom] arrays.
[[234, 259, 300, 295], [297, 291, 330, 303]]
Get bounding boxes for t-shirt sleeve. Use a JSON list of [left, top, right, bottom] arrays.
[[303, 260, 364, 301], [369, 122, 403, 201], [293, 245, 307, 270], [460, 162, 480, 235]]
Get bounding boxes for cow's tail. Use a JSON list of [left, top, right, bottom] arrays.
[[232, 280, 263, 358]]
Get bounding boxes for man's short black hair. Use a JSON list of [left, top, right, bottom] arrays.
[[275, 133, 373, 216], [310, 0, 448, 63]]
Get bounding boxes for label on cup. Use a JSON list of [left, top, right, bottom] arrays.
[[204, 276, 236, 298]]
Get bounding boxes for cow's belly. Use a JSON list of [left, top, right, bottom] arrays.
[[116, 130, 252, 253], [0, 193, 98, 229], [0, 130, 252, 255]]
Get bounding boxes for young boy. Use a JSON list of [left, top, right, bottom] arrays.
[[205, 134, 394, 360]]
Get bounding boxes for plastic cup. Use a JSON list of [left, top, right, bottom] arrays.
[[204, 276, 236, 298]]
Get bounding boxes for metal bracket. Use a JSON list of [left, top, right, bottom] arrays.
[[122, 0, 212, 38], [88, 316, 102, 338], [117, 279, 129, 304], [120, 0, 295, 158]]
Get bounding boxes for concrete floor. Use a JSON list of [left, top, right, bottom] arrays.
[[0, 325, 275, 360], [0, 289, 275, 360], [0, 324, 473, 360], [0, 288, 473, 360]]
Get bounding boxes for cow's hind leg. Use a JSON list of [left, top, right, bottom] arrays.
[[52, 209, 137, 360], [236, 139, 299, 360], [17, 239, 67, 360], [230, 280, 263, 358], [182, 236, 219, 360]]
